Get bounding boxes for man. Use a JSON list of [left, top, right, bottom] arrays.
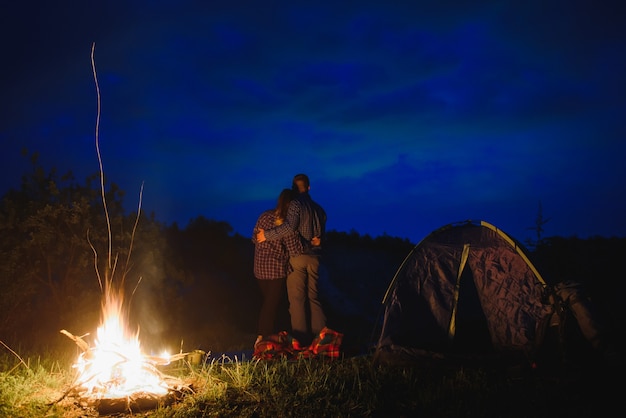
[[256, 173, 327, 345]]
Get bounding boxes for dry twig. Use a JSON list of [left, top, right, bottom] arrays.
[[0, 339, 29, 374]]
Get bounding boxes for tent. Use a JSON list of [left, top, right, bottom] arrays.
[[373, 220, 612, 366]]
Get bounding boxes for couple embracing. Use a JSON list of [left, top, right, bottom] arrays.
[[252, 173, 327, 347]]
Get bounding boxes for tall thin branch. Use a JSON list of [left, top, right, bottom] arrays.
[[123, 182, 144, 286], [90, 42, 113, 276], [87, 229, 103, 291]]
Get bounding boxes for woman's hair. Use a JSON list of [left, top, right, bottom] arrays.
[[275, 188, 294, 224]]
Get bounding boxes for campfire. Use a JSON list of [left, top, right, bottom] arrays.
[[55, 43, 198, 414], [61, 286, 193, 414]]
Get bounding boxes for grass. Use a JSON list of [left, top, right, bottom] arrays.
[[0, 348, 621, 417]]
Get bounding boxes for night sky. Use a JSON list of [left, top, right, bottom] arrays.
[[2, 1, 625, 244]]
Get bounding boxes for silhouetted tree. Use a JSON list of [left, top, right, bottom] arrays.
[[0, 153, 106, 349], [0, 153, 185, 352], [526, 200, 551, 249]]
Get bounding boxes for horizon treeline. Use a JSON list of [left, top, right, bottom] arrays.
[[1, 156, 624, 356]]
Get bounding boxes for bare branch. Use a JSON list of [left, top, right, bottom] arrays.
[[0, 340, 29, 373], [91, 42, 113, 274], [125, 182, 144, 280], [87, 229, 103, 291], [60, 329, 91, 352]]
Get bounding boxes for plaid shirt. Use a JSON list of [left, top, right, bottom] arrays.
[[253, 209, 301, 279], [263, 193, 326, 254]]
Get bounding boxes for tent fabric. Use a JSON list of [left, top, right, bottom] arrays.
[[542, 281, 618, 364], [375, 220, 553, 362]]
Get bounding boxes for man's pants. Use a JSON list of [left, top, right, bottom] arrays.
[[287, 254, 326, 344]]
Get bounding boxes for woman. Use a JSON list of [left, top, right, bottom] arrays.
[[252, 188, 301, 347]]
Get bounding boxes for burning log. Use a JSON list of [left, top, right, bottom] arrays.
[[93, 391, 179, 415]]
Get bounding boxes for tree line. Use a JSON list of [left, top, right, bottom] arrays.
[[1, 154, 623, 356]]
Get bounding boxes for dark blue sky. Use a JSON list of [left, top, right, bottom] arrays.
[[2, 1, 625, 244]]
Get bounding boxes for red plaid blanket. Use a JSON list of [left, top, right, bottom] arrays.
[[253, 327, 343, 360]]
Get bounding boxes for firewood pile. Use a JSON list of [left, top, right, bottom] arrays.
[[59, 329, 195, 415]]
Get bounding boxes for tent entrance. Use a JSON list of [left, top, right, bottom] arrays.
[[450, 263, 493, 355]]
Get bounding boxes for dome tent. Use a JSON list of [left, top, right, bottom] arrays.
[[373, 220, 610, 366]]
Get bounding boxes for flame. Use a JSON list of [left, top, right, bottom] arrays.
[[66, 288, 180, 400]]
